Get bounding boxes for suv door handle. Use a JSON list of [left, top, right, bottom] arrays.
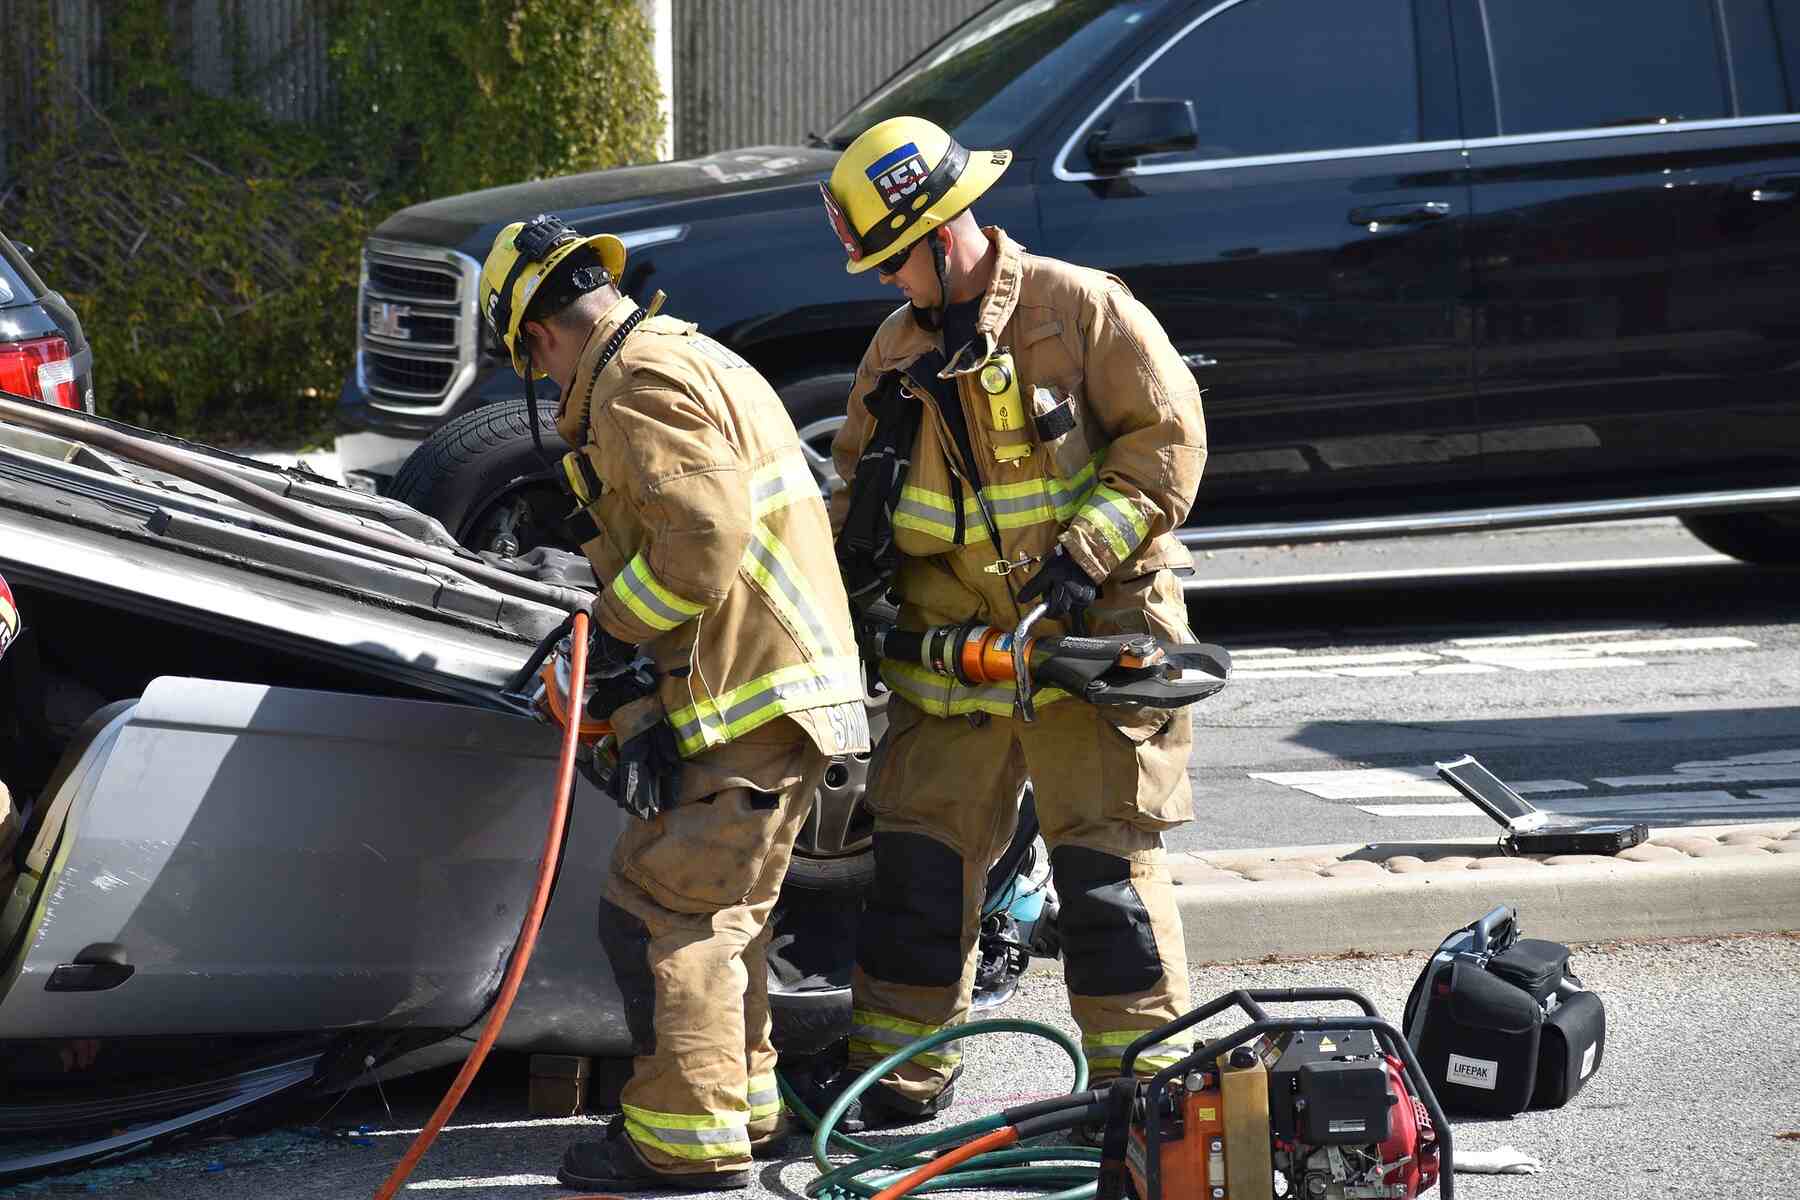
[[1743, 176, 1800, 204], [1349, 201, 1451, 228]]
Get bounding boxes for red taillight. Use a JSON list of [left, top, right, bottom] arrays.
[[0, 335, 78, 409]]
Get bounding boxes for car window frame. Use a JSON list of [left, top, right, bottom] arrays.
[[1471, 0, 1736, 139], [1054, 0, 1800, 183], [1053, 0, 1461, 181]]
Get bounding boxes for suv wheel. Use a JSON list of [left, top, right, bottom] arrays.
[[387, 399, 571, 556], [1679, 510, 1800, 565]]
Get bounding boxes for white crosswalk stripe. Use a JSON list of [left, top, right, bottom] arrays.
[[1249, 767, 1584, 800], [1249, 750, 1800, 823]]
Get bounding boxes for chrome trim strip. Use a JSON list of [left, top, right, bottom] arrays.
[[1051, 0, 1800, 183], [1185, 554, 1734, 593], [1463, 112, 1800, 152], [1176, 485, 1800, 550], [1058, 137, 1465, 180]]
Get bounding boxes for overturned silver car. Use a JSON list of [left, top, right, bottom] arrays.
[[1, 395, 986, 1180]]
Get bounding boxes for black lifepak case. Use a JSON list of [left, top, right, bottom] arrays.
[[1534, 989, 1606, 1108], [1404, 907, 1605, 1116], [1408, 958, 1543, 1116]]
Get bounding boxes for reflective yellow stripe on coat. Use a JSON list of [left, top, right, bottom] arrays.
[[891, 455, 1103, 547], [879, 659, 1070, 719], [611, 552, 706, 633], [669, 656, 866, 757], [1074, 483, 1151, 562], [662, 452, 862, 756]]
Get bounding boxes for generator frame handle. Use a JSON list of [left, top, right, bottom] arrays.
[[1128, 990, 1455, 1200]]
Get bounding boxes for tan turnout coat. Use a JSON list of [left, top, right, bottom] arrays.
[[830, 227, 1208, 718], [557, 295, 869, 761]]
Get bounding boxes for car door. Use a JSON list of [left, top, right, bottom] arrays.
[[1036, 0, 1476, 528], [0, 677, 617, 1042], [1656, 0, 1800, 492], [1453, 0, 1799, 499]]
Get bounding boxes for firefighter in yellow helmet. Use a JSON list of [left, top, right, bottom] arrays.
[[480, 215, 870, 1191], [806, 117, 1209, 1130]]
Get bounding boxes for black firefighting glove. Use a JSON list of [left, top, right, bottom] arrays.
[[585, 625, 656, 720], [608, 702, 684, 821], [1016, 544, 1099, 628]]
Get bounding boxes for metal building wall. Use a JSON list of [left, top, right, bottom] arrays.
[[671, 0, 991, 158], [0, 0, 329, 180], [177, 0, 332, 126]]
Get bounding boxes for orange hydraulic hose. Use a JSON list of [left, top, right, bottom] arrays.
[[370, 611, 590, 1200], [869, 1126, 1021, 1200]]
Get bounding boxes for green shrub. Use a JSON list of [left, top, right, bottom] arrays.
[[0, 0, 663, 444], [332, 0, 665, 204]]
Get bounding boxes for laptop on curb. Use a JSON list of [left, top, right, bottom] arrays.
[[1434, 754, 1649, 855]]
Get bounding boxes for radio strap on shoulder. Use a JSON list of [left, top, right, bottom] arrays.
[[903, 350, 1019, 617]]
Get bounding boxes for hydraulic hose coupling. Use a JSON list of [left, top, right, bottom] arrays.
[[876, 619, 1041, 688]]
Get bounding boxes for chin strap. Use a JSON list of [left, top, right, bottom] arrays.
[[525, 347, 552, 470], [930, 233, 951, 333]]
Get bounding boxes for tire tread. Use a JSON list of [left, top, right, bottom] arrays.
[[388, 400, 559, 513]]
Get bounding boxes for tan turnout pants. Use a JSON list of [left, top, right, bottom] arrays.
[[597, 719, 828, 1175], [849, 693, 1196, 1103]]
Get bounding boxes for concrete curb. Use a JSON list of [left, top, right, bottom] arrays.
[[1168, 821, 1800, 963]]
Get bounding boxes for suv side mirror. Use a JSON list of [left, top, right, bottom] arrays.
[[1086, 98, 1200, 169]]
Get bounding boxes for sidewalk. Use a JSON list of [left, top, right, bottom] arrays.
[[1168, 821, 1800, 962]]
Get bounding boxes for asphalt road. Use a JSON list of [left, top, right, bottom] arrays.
[[9, 520, 1798, 1199], [19, 934, 1796, 1199], [1173, 519, 1800, 851]]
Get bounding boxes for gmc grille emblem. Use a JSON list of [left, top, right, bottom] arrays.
[[368, 301, 411, 341]]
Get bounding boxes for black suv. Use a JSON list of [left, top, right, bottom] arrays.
[[0, 232, 92, 414], [337, 0, 1800, 564]]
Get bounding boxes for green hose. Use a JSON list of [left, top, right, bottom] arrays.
[[777, 1018, 1104, 1200]]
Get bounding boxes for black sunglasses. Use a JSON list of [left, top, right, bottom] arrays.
[[875, 240, 917, 276]]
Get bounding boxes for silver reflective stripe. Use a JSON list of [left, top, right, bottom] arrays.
[[896, 492, 959, 525], [616, 557, 699, 629], [672, 659, 865, 747], [1088, 1039, 1191, 1065], [849, 1025, 962, 1067], [634, 1122, 750, 1147], [1087, 493, 1146, 553], [746, 525, 841, 656], [752, 453, 818, 517], [747, 1086, 780, 1111], [751, 471, 786, 508]]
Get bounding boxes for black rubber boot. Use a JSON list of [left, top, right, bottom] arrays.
[[749, 1114, 794, 1161], [558, 1119, 750, 1193], [794, 1063, 962, 1134]]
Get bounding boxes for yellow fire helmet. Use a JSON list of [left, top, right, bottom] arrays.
[[480, 214, 627, 378], [821, 116, 1011, 275]]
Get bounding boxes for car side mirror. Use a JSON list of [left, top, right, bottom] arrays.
[[14, 242, 34, 259], [1086, 98, 1200, 169]]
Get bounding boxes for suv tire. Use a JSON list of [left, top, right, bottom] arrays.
[[388, 400, 571, 555], [1679, 511, 1800, 565]]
